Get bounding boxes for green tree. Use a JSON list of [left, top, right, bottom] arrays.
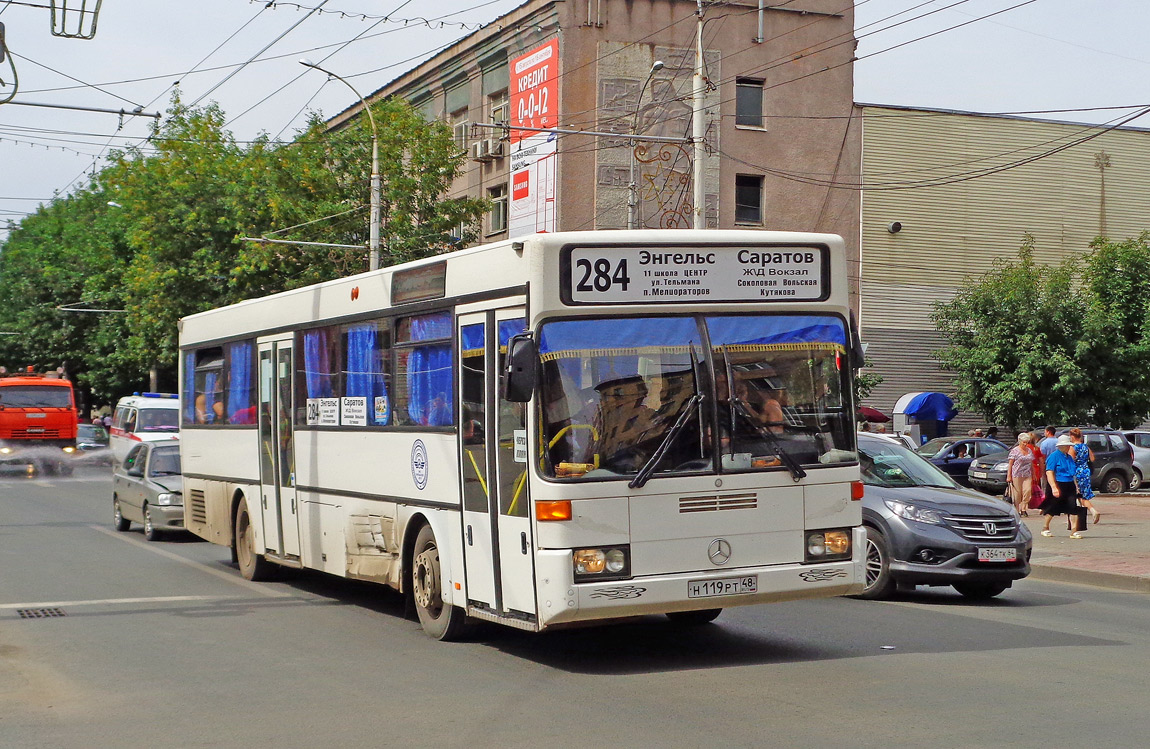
[[932, 235, 1089, 429], [1079, 232, 1150, 428]]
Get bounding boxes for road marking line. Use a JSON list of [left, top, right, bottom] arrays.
[[87, 524, 292, 598], [0, 595, 220, 610]]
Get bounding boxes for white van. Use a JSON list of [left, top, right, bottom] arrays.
[[110, 392, 180, 465]]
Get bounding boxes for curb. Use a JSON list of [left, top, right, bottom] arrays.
[[1028, 562, 1150, 594]]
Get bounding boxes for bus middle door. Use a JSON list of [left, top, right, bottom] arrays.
[[257, 337, 301, 561]]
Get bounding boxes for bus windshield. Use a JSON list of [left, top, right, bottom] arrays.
[[538, 314, 855, 480], [0, 385, 72, 408]]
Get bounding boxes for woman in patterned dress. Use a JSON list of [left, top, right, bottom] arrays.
[[1068, 428, 1101, 525]]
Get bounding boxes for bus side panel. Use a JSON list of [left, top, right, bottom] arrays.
[[181, 428, 261, 548]]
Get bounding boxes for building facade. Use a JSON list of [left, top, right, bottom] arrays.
[[859, 104, 1150, 425], [327, 0, 860, 278]]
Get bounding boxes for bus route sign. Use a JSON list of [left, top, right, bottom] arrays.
[[562, 245, 829, 304]]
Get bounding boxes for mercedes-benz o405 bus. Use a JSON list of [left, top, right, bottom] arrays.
[[179, 230, 865, 639]]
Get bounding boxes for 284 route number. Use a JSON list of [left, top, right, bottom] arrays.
[[575, 257, 630, 293]]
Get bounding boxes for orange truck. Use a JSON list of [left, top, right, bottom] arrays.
[[0, 367, 79, 475]]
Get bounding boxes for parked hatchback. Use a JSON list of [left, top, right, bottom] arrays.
[[858, 434, 1031, 600], [112, 442, 183, 541], [917, 437, 1009, 486]]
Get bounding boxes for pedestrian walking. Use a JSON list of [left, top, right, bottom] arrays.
[[1038, 425, 1058, 492], [1028, 434, 1046, 510], [1068, 427, 1102, 525], [1006, 432, 1034, 516], [1042, 434, 1085, 538]]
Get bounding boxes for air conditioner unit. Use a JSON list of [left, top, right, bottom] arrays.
[[471, 139, 493, 162], [484, 138, 505, 158]]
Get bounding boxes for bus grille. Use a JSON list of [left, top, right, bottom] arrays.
[[946, 513, 1018, 541], [188, 490, 207, 524], [679, 493, 757, 513]]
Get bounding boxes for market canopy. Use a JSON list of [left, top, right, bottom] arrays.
[[893, 391, 958, 422]]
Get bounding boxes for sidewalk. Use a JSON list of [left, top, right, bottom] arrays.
[[1021, 491, 1150, 594]]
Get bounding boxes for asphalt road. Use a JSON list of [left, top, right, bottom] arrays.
[[2, 468, 1150, 748]]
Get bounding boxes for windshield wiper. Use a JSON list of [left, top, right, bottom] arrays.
[[719, 345, 807, 482], [629, 392, 704, 489]]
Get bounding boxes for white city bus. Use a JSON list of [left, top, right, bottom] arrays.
[[179, 230, 864, 639]]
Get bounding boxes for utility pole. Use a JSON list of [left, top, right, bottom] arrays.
[[1094, 150, 1111, 238], [691, 0, 706, 230]]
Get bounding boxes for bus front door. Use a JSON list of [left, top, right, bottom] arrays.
[[257, 337, 300, 560], [457, 309, 536, 621]]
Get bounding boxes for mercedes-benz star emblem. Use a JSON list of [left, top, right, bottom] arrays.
[[708, 538, 732, 566]]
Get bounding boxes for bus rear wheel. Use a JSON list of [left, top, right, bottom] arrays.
[[235, 501, 274, 582], [411, 524, 466, 641]]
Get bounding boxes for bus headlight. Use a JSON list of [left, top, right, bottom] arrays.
[[156, 492, 178, 506], [573, 546, 631, 582], [804, 530, 852, 562]]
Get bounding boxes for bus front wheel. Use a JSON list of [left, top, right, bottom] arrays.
[[235, 502, 274, 582], [411, 524, 466, 641]]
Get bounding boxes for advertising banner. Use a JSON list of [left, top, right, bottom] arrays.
[[508, 38, 559, 237]]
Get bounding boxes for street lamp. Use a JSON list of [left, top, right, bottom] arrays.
[[299, 58, 381, 271], [628, 60, 664, 231]]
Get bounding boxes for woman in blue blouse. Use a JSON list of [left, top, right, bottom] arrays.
[[1043, 435, 1084, 539]]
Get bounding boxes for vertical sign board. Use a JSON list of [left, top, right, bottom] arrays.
[[509, 38, 559, 238]]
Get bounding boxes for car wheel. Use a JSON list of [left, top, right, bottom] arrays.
[[1103, 472, 1126, 495], [666, 608, 722, 625], [854, 526, 896, 600], [953, 582, 1009, 600], [113, 499, 130, 532], [143, 505, 162, 542], [411, 524, 467, 640], [1128, 469, 1142, 492]]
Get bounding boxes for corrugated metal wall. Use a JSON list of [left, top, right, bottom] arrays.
[[858, 104, 1150, 430]]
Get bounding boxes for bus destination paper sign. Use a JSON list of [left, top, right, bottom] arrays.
[[564, 245, 828, 304]]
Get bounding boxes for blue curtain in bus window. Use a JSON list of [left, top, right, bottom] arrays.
[[204, 371, 219, 423], [183, 351, 195, 423], [705, 315, 846, 350], [461, 323, 485, 357], [346, 324, 389, 425], [498, 318, 527, 350], [226, 341, 254, 424], [303, 329, 334, 399], [538, 317, 699, 359], [407, 311, 453, 426]]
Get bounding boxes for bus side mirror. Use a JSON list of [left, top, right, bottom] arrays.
[[502, 333, 537, 403]]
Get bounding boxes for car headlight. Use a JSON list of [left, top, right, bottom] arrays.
[[805, 529, 852, 562], [156, 492, 179, 506], [573, 545, 631, 582], [63, 446, 76, 453], [992, 461, 1009, 472], [884, 499, 945, 524]]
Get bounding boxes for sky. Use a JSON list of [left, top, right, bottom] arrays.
[[1, 0, 1147, 238]]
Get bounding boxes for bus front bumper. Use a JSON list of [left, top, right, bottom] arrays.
[[535, 530, 865, 628]]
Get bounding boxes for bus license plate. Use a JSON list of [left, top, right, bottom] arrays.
[[972, 471, 988, 479], [977, 548, 1017, 563], [688, 575, 757, 598]]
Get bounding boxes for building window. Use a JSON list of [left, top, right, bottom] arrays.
[[489, 90, 509, 128], [488, 184, 508, 234], [735, 78, 764, 128], [451, 107, 469, 150], [735, 174, 763, 224]]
